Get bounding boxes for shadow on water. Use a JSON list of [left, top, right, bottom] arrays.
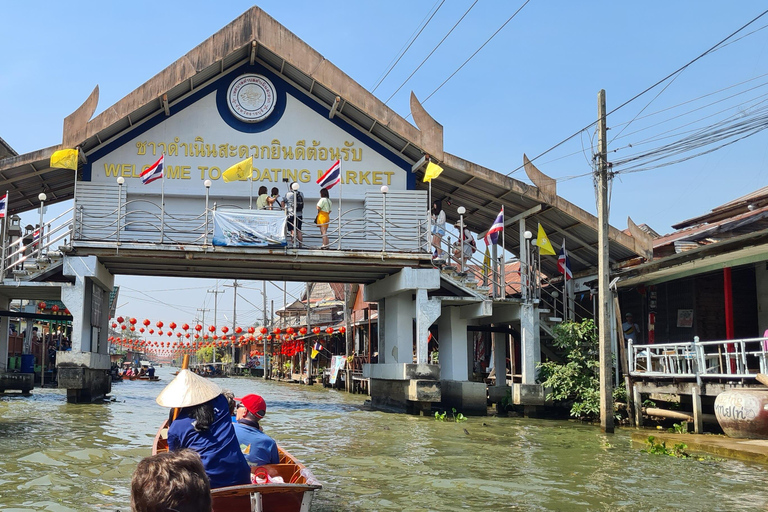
[[1, 366, 768, 511]]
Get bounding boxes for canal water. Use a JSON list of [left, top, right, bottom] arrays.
[[1, 366, 768, 511]]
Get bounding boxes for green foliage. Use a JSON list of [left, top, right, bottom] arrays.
[[434, 410, 447, 421], [501, 388, 512, 409], [644, 436, 690, 458], [434, 408, 467, 422], [669, 422, 688, 434], [643, 399, 657, 408], [537, 319, 602, 420]]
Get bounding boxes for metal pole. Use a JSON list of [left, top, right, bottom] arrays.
[[459, 213, 464, 273], [37, 195, 45, 259], [501, 206, 506, 299], [160, 174, 165, 243], [116, 181, 123, 246], [1, 189, 10, 277], [306, 282, 312, 385], [207, 284, 223, 365], [263, 281, 268, 380], [382, 188, 387, 252], [204, 181, 211, 246], [597, 88, 615, 433]]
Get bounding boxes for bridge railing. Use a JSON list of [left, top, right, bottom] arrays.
[[73, 189, 429, 254], [628, 336, 768, 380], [2, 207, 74, 277]]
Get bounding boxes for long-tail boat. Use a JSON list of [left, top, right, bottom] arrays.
[[152, 420, 321, 511]]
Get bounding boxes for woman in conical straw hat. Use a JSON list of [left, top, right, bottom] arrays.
[[156, 369, 250, 489]]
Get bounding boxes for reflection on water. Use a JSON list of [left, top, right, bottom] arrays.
[[1, 366, 767, 511]]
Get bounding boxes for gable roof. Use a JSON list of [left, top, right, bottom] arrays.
[[0, 6, 650, 278]]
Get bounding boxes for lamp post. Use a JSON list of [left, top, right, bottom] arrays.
[[37, 193, 46, 259], [204, 180, 212, 246], [116, 177, 125, 246], [457, 206, 466, 272], [291, 182, 300, 248], [381, 185, 389, 252], [523, 230, 533, 302]]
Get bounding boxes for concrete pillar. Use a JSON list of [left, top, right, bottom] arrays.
[[692, 385, 703, 434], [633, 384, 644, 427], [0, 295, 9, 371], [381, 291, 413, 364], [415, 289, 441, 364], [438, 306, 469, 381], [756, 263, 768, 334], [520, 303, 540, 384], [493, 330, 506, 389]]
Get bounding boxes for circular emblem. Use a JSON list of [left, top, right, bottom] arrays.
[[227, 74, 277, 123]]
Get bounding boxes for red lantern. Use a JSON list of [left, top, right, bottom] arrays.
[[325, 327, 333, 335], [339, 326, 346, 334], [208, 325, 216, 333], [52, 304, 60, 313], [64, 309, 70, 315], [299, 327, 308, 335], [185, 333, 190, 339], [286, 327, 295, 335], [111, 322, 118, 328], [182, 323, 189, 331], [258, 326, 267, 334], [273, 328, 281, 335], [156, 321, 163, 328], [129, 317, 137, 325], [121, 324, 127, 330], [139, 328, 145, 333], [143, 319, 150, 326], [130, 326, 135, 332], [158, 330, 164, 336], [195, 324, 202, 332], [312, 327, 321, 335], [117, 316, 124, 324], [169, 322, 177, 330], [221, 326, 229, 334], [235, 326, 242, 334], [149, 329, 155, 334]]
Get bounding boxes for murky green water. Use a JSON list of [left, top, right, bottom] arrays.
[[1, 366, 768, 511]]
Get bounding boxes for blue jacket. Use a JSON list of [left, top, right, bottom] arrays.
[[234, 421, 280, 466], [168, 394, 251, 488]]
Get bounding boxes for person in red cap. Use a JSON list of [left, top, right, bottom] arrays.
[[233, 394, 280, 466]]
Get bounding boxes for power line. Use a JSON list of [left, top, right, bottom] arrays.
[[418, 0, 531, 106], [384, 0, 480, 105], [371, 0, 445, 93], [506, 8, 768, 176]]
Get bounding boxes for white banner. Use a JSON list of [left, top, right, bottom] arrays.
[[212, 208, 286, 247], [329, 355, 347, 385]]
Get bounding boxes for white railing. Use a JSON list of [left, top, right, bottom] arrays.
[[628, 336, 768, 380], [2, 207, 74, 276]]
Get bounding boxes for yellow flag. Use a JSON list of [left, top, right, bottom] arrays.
[[482, 247, 491, 277], [50, 148, 79, 170], [222, 157, 253, 183], [537, 224, 556, 255], [422, 161, 443, 182]]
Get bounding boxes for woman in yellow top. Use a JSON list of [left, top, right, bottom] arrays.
[[316, 187, 332, 247]]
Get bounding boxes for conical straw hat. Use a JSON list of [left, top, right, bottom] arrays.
[[156, 369, 222, 408]]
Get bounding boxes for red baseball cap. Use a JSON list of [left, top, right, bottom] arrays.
[[234, 394, 267, 419]]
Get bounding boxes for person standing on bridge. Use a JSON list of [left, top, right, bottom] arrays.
[[156, 369, 251, 489], [316, 187, 332, 248], [285, 181, 304, 245], [431, 200, 446, 259], [256, 186, 273, 210]]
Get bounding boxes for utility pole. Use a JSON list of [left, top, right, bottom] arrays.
[[306, 281, 313, 385], [224, 280, 239, 369], [196, 307, 209, 366], [207, 284, 224, 365], [262, 281, 268, 380], [596, 89, 614, 433]]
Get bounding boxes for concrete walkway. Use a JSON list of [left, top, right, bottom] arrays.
[[631, 431, 768, 464]]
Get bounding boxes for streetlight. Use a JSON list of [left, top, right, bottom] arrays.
[[116, 177, 125, 245], [291, 182, 300, 248], [37, 193, 46, 259], [381, 185, 389, 252], [457, 206, 466, 272], [204, 180, 212, 246], [524, 230, 533, 302]]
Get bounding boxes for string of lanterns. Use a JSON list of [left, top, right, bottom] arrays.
[[108, 316, 346, 357]]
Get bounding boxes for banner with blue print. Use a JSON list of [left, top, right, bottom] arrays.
[[213, 208, 286, 247], [329, 355, 347, 385]]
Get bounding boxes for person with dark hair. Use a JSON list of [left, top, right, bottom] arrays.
[[285, 181, 304, 244], [156, 369, 250, 489], [431, 200, 446, 259], [233, 394, 280, 466], [221, 388, 237, 422], [255, 185, 273, 210], [270, 187, 284, 210], [131, 448, 212, 512], [316, 187, 332, 247]]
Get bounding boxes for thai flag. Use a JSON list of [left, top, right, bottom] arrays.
[[484, 207, 504, 245], [558, 240, 573, 281], [141, 155, 164, 185], [0, 193, 7, 218], [316, 160, 341, 190], [32, 228, 40, 246]]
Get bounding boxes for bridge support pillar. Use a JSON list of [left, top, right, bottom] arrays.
[[512, 303, 544, 408], [57, 256, 114, 403], [439, 301, 492, 416], [363, 268, 441, 412]]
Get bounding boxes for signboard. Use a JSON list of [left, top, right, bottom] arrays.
[[85, 65, 411, 204], [213, 209, 286, 247], [329, 355, 346, 385]]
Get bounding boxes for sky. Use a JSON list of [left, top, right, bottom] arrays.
[[2, 1, 768, 330]]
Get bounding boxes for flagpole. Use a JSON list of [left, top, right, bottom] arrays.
[[563, 237, 567, 322], [501, 206, 506, 299], [1, 190, 8, 277], [160, 155, 165, 243], [338, 160, 342, 250], [428, 180, 432, 255], [249, 173, 254, 210]]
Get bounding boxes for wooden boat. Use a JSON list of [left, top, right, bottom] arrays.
[[138, 375, 160, 381], [152, 420, 321, 511]]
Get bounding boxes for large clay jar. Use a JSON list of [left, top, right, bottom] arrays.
[[714, 389, 768, 439]]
